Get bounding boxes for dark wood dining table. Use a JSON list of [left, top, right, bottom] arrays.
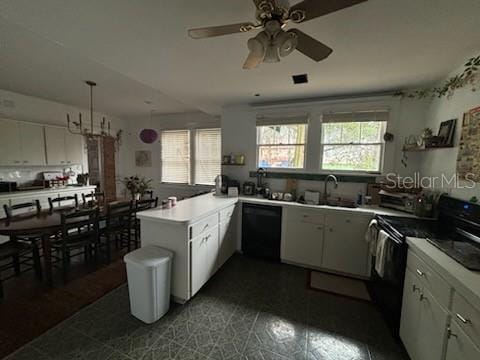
[[0, 202, 121, 285]]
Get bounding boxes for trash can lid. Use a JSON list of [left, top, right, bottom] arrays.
[[124, 246, 173, 267]]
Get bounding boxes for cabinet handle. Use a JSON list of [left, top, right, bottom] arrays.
[[447, 327, 458, 339], [412, 285, 420, 293], [329, 228, 333, 232], [303, 215, 309, 218], [456, 313, 471, 324], [23, 160, 29, 163], [345, 219, 351, 223], [416, 269, 424, 277], [317, 226, 323, 230], [203, 223, 209, 231], [14, 160, 21, 164], [420, 293, 427, 302]]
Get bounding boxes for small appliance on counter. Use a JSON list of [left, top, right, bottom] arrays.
[[214, 175, 230, 196], [243, 181, 256, 196], [379, 190, 416, 213], [0, 181, 18, 193]]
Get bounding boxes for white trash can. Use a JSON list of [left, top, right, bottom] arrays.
[[124, 246, 173, 324]]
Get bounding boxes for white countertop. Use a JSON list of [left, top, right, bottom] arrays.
[[0, 185, 97, 199], [238, 195, 415, 217], [137, 192, 415, 225], [137, 193, 238, 224], [407, 237, 480, 305]]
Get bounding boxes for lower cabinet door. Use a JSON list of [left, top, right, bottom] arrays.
[[190, 235, 208, 297], [282, 221, 324, 268], [322, 214, 371, 276], [190, 225, 219, 297], [417, 287, 449, 360], [400, 269, 422, 360], [446, 321, 480, 360], [218, 218, 235, 270]]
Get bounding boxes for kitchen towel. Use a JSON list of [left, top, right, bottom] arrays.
[[375, 230, 390, 278], [365, 219, 378, 256]]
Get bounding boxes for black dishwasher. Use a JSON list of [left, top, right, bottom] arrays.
[[242, 203, 282, 261]]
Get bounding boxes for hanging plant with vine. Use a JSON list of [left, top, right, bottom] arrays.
[[396, 54, 480, 99]]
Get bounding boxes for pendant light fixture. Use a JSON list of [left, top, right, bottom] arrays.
[[67, 80, 111, 138]]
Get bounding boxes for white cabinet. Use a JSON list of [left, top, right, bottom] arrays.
[[190, 225, 219, 297], [283, 220, 324, 268], [45, 126, 84, 165], [0, 119, 21, 165], [322, 212, 371, 277], [446, 321, 480, 360], [217, 207, 236, 270], [18, 122, 46, 165], [0, 119, 47, 166], [400, 252, 451, 360], [65, 131, 84, 165]]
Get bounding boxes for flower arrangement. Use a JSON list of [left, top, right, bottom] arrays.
[[122, 175, 152, 199]]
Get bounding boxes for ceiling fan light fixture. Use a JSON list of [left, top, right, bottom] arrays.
[[278, 31, 298, 57], [264, 44, 281, 63]]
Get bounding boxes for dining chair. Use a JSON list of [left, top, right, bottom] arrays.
[[48, 194, 79, 211], [1, 201, 43, 298], [133, 197, 159, 244], [101, 201, 134, 263], [51, 207, 100, 282], [82, 192, 105, 207]]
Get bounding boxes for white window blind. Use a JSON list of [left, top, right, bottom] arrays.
[[161, 130, 190, 183], [195, 128, 221, 185]]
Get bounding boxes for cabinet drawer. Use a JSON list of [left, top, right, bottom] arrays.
[[189, 213, 218, 240], [452, 292, 480, 348], [407, 251, 451, 309], [219, 205, 235, 222], [446, 321, 480, 360], [286, 207, 325, 224]]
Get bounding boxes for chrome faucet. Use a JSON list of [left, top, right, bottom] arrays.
[[323, 175, 338, 203]]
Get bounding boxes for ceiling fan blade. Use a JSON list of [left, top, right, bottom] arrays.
[[290, 0, 367, 22], [243, 50, 264, 70], [289, 29, 333, 62], [188, 22, 256, 39]]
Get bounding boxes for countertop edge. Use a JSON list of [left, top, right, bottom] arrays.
[[406, 237, 480, 306]]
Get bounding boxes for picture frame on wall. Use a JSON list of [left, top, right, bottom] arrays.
[[437, 119, 456, 146]]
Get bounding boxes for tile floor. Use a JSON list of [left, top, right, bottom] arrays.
[[5, 255, 409, 360]]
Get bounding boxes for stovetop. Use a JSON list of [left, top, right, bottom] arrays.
[[376, 214, 480, 271]]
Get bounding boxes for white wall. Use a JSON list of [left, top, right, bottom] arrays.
[[417, 66, 480, 200], [221, 95, 428, 199], [122, 112, 221, 200], [0, 89, 129, 189]]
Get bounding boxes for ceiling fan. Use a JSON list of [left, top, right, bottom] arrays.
[[187, 0, 367, 69]]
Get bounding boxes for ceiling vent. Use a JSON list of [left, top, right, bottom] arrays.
[[292, 74, 308, 84]]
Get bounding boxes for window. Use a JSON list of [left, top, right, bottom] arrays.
[[195, 129, 221, 185], [256, 123, 307, 169], [321, 111, 387, 172], [161, 130, 190, 183]]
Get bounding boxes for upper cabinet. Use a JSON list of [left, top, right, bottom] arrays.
[[0, 119, 84, 167], [0, 119, 46, 166], [45, 126, 84, 165], [0, 119, 22, 165], [19, 122, 46, 165]]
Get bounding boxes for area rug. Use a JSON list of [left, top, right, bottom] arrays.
[[0, 259, 127, 359], [309, 270, 371, 302]]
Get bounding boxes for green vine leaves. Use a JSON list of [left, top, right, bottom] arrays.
[[396, 55, 480, 99]]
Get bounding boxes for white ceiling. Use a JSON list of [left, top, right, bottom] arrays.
[[0, 0, 479, 117]]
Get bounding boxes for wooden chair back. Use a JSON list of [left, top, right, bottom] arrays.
[[48, 194, 79, 210], [135, 197, 159, 212], [106, 201, 133, 232], [82, 192, 105, 206], [60, 208, 100, 248], [4, 200, 41, 219]]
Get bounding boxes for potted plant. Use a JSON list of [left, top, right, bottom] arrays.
[[122, 176, 152, 200]]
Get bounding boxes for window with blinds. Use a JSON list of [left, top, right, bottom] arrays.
[[320, 110, 388, 172], [195, 128, 221, 185], [161, 130, 190, 183]]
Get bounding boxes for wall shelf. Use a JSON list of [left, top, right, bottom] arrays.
[[403, 145, 454, 152]]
